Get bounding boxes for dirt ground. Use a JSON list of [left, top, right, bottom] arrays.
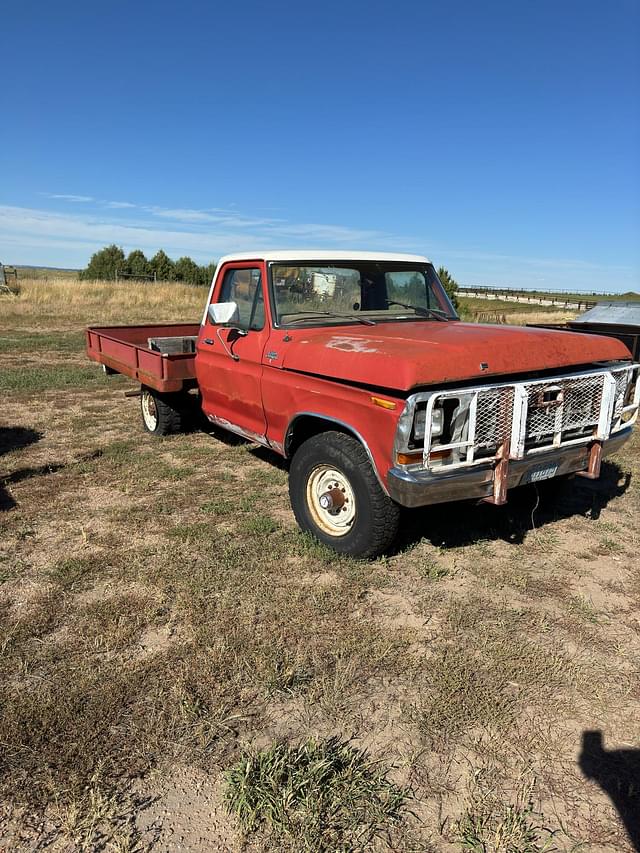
[[1, 283, 639, 852]]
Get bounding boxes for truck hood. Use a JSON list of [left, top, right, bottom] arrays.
[[279, 321, 631, 391]]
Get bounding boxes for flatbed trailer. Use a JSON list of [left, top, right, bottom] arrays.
[[86, 323, 200, 393]]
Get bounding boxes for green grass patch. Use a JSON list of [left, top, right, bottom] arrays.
[[0, 364, 109, 392], [0, 330, 85, 354], [47, 556, 99, 592], [453, 770, 560, 852], [241, 513, 279, 535], [200, 497, 235, 516], [224, 736, 408, 851], [418, 556, 450, 580]]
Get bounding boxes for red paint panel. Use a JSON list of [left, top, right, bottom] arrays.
[[196, 260, 270, 438], [279, 322, 631, 391], [261, 364, 400, 486], [138, 348, 162, 376], [89, 323, 200, 344], [86, 323, 200, 392], [164, 356, 198, 380]]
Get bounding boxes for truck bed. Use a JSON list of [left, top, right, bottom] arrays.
[[86, 323, 200, 392]]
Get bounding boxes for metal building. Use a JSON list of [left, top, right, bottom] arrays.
[[569, 302, 640, 359]]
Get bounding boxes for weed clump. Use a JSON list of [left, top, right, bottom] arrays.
[[453, 770, 558, 852], [224, 736, 408, 851]]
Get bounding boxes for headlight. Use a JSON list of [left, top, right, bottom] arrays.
[[619, 368, 640, 423], [414, 406, 443, 440], [623, 369, 639, 407]]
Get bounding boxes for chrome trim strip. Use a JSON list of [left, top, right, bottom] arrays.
[[387, 427, 632, 508], [206, 413, 270, 447]]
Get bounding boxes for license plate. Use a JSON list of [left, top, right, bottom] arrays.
[[523, 463, 558, 484]]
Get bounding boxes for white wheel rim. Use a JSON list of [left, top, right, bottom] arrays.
[[306, 465, 356, 537], [141, 391, 158, 431]]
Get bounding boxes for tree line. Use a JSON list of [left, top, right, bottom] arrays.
[[80, 245, 216, 285], [80, 244, 460, 307]]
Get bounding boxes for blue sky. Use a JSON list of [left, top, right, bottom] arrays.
[[1, 0, 638, 292]]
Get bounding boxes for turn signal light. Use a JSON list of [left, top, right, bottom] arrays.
[[371, 396, 397, 410], [396, 451, 423, 465]]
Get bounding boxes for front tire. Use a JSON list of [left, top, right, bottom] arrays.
[[289, 431, 400, 558], [140, 387, 185, 436]]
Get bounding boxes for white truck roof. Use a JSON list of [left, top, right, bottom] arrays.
[[216, 250, 431, 264], [203, 250, 433, 324]]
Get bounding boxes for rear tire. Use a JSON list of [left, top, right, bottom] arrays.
[[289, 430, 400, 558], [140, 387, 185, 436]]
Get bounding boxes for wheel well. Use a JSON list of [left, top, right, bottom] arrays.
[[285, 415, 358, 458], [285, 414, 391, 502]]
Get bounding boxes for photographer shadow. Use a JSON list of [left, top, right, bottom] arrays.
[[579, 730, 640, 851], [0, 426, 43, 511]]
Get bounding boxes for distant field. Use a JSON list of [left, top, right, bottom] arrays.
[[9, 277, 581, 327], [15, 265, 81, 280], [458, 295, 579, 326], [2, 278, 639, 851]]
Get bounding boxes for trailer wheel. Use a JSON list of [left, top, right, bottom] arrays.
[[140, 387, 184, 436], [289, 430, 400, 558]]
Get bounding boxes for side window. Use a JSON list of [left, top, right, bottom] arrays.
[[218, 268, 265, 331]]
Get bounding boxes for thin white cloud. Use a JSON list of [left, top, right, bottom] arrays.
[[3, 201, 637, 293], [44, 193, 95, 203], [40, 193, 288, 229], [144, 206, 214, 222], [0, 204, 403, 265], [143, 205, 285, 228], [46, 192, 287, 228], [438, 246, 633, 274]]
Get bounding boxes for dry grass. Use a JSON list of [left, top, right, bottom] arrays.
[[1, 280, 640, 851], [503, 309, 579, 326], [458, 296, 579, 327], [3, 276, 206, 326]]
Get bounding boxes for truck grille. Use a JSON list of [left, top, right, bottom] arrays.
[[524, 373, 604, 448], [474, 387, 514, 451], [403, 364, 640, 471]]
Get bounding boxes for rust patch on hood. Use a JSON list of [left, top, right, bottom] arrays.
[[282, 322, 631, 390]]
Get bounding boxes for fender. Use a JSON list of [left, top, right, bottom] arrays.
[[284, 411, 390, 495]]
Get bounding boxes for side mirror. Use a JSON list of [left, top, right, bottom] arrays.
[[208, 301, 239, 325]]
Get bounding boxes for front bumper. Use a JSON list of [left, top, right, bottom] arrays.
[[387, 427, 632, 508]]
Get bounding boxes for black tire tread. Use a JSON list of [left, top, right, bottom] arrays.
[[289, 430, 400, 558], [155, 394, 184, 435], [141, 388, 185, 436]]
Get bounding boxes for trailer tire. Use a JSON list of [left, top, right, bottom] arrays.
[[140, 387, 185, 436], [289, 430, 400, 558]]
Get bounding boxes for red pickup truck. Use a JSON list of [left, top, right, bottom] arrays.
[[86, 251, 639, 557]]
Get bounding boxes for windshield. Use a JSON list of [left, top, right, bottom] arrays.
[[269, 261, 458, 326]]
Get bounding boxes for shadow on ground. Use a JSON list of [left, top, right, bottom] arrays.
[[580, 730, 640, 852], [0, 426, 43, 511], [397, 460, 630, 551], [203, 427, 630, 553]]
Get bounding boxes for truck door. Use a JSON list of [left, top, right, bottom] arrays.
[[196, 263, 269, 441]]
